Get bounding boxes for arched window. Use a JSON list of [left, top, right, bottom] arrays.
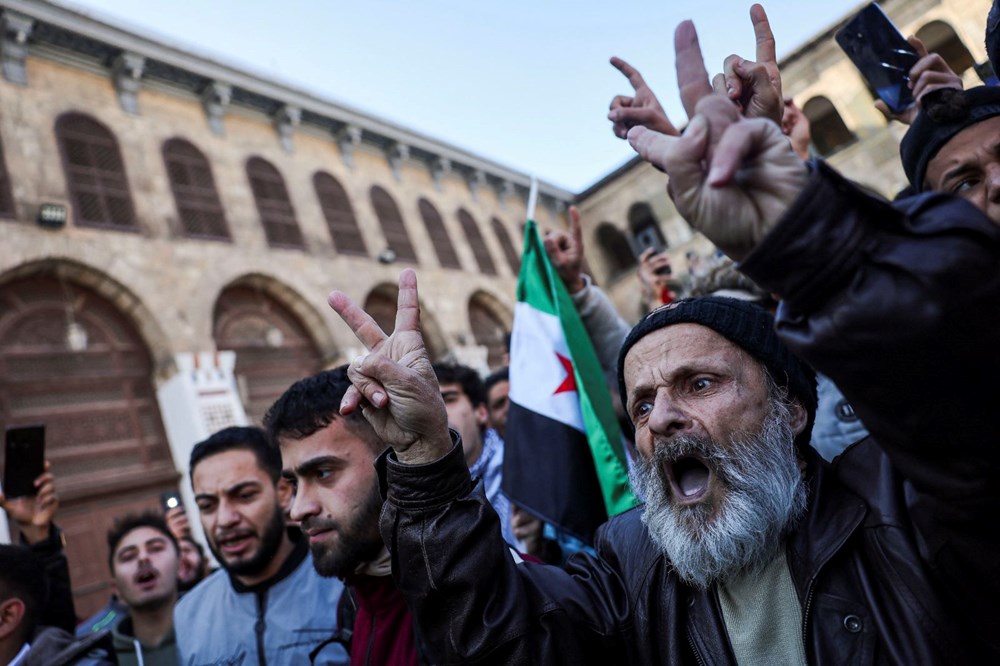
[[162, 138, 229, 240], [418, 198, 461, 269], [596, 223, 637, 276], [246, 157, 304, 249], [468, 293, 510, 370], [628, 202, 666, 253], [802, 97, 855, 156], [370, 186, 417, 263], [55, 113, 136, 229], [314, 172, 366, 256], [492, 217, 521, 274], [457, 208, 497, 275], [0, 275, 174, 616], [213, 285, 322, 423], [916, 21, 975, 76]]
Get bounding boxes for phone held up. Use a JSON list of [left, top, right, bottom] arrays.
[[160, 490, 182, 513], [835, 3, 920, 115], [3, 425, 45, 499]]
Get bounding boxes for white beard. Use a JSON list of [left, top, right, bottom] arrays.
[[629, 398, 807, 589]]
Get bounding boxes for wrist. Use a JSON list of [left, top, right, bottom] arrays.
[[19, 522, 50, 545], [396, 431, 454, 466]]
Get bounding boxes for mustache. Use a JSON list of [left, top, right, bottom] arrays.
[[300, 517, 339, 533]]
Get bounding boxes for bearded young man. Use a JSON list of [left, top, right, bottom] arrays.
[[264, 367, 426, 666], [173, 426, 349, 665], [322, 16, 1000, 665]]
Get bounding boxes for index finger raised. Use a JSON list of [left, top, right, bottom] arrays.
[[750, 4, 777, 64], [610, 57, 647, 91], [394, 268, 421, 335], [328, 290, 389, 351], [675, 21, 714, 119]]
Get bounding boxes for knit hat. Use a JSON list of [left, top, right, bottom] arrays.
[[900, 86, 1000, 191], [616, 296, 817, 438]]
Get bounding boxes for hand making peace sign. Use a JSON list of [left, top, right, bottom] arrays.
[[328, 269, 452, 465]]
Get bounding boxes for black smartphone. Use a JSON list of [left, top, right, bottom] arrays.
[[3, 425, 45, 499], [160, 490, 182, 512], [835, 3, 920, 115]]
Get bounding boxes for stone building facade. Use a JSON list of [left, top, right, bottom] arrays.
[[575, 0, 990, 320], [0, 0, 571, 614]]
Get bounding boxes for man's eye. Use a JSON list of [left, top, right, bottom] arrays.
[[633, 402, 653, 419], [691, 377, 713, 392], [952, 177, 979, 194], [196, 502, 213, 514], [317, 468, 335, 481]]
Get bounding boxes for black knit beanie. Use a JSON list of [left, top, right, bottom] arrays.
[[616, 296, 817, 437], [900, 86, 1000, 192]]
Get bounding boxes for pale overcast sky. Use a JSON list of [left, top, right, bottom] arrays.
[[61, 0, 867, 192]]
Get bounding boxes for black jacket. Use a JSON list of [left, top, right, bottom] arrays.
[[378, 161, 1000, 664]]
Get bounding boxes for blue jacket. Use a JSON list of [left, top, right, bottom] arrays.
[[174, 536, 349, 665]]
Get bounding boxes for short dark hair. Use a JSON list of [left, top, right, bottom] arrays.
[[0, 545, 48, 642], [106, 511, 179, 574], [432, 362, 485, 407], [190, 426, 281, 484], [264, 365, 384, 455], [484, 367, 509, 397]]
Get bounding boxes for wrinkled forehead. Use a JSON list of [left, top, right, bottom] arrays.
[[926, 115, 1000, 189], [622, 323, 754, 388]]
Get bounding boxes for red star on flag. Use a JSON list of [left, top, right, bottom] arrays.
[[553, 351, 577, 395]]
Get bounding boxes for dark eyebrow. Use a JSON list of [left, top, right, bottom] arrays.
[[293, 455, 345, 478], [940, 162, 977, 187], [224, 480, 262, 497]]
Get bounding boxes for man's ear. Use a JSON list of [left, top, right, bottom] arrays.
[[789, 399, 809, 437], [0, 598, 26, 641], [276, 477, 293, 512], [474, 404, 488, 428]]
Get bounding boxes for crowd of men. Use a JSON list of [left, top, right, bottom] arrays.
[[3, 1, 1000, 664]]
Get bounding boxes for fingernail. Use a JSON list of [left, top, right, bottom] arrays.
[[708, 165, 725, 184], [373, 391, 386, 407]]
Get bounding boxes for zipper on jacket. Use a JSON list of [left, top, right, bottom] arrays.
[[685, 627, 707, 666], [256, 589, 269, 666], [800, 582, 816, 651]]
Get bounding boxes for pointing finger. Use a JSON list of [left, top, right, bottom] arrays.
[[610, 57, 647, 92], [394, 268, 421, 335], [328, 290, 388, 351], [568, 206, 583, 251], [750, 4, 777, 64], [675, 21, 713, 119]]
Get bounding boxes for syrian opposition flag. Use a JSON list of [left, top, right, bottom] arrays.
[[502, 219, 637, 544]]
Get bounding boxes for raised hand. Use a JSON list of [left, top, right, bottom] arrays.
[[874, 36, 963, 125], [626, 20, 808, 261], [714, 4, 784, 125], [0, 462, 58, 544], [328, 269, 451, 465], [781, 96, 812, 160], [608, 57, 678, 139], [543, 206, 586, 293]]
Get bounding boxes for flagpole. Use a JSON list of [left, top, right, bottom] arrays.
[[526, 176, 538, 222]]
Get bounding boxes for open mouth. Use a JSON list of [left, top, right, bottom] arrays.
[[216, 531, 254, 555], [665, 456, 712, 504], [134, 569, 158, 589]]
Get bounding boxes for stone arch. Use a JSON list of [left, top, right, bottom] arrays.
[[0, 262, 177, 616], [595, 222, 637, 277], [802, 96, 855, 156], [362, 282, 448, 361], [916, 21, 975, 76], [468, 290, 513, 370], [0, 258, 174, 376], [213, 274, 336, 423]]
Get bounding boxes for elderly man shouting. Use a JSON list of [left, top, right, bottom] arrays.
[[326, 16, 1000, 666]]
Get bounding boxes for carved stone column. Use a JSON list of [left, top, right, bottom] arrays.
[[112, 52, 145, 115], [273, 105, 301, 153], [201, 81, 231, 136]]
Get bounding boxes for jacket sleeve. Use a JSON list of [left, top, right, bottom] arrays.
[[25, 524, 78, 633], [378, 435, 631, 665], [570, 276, 632, 376], [739, 160, 1000, 625]]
